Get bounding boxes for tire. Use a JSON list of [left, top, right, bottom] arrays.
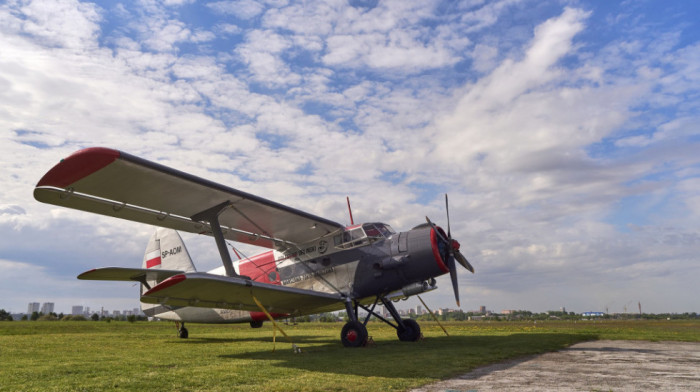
[[397, 319, 421, 342], [178, 327, 189, 339], [341, 321, 368, 348], [250, 320, 264, 328]]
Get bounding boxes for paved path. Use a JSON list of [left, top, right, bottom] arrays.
[[411, 340, 700, 392]]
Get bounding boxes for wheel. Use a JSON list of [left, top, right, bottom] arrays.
[[397, 319, 421, 342], [250, 320, 264, 328], [178, 326, 189, 339], [340, 321, 368, 348]]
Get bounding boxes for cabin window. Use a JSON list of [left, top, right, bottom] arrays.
[[335, 227, 368, 249]]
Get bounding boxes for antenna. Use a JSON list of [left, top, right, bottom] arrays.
[[346, 196, 354, 225]]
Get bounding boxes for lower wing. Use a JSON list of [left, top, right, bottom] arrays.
[[140, 272, 346, 316]]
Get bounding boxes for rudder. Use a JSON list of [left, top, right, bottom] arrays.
[[141, 228, 196, 313]]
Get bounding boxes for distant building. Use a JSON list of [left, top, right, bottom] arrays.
[[479, 306, 486, 314], [582, 312, 605, 317], [27, 302, 40, 314], [72, 306, 84, 315], [41, 302, 54, 314], [416, 305, 423, 315]]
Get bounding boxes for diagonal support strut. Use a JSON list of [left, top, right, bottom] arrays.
[[191, 201, 239, 277]]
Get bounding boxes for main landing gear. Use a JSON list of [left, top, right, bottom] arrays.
[[340, 296, 421, 347], [175, 322, 189, 339]]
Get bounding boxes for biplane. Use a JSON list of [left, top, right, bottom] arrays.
[[34, 147, 473, 347]]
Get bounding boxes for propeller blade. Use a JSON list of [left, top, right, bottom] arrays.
[[425, 216, 449, 243], [427, 213, 464, 306], [455, 251, 474, 273], [445, 194, 451, 239], [448, 256, 460, 307]]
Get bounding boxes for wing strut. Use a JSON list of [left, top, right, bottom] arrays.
[[191, 201, 240, 278]]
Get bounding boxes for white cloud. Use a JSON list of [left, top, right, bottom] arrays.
[[235, 29, 301, 86], [208, 0, 265, 19], [14, 0, 102, 49], [0, 1, 698, 314]]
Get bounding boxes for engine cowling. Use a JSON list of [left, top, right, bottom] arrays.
[[392, 224, 450, 283]]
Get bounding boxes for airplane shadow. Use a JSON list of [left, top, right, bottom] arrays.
[[214, 333, 596, 379], [177, 335, 337, 345]]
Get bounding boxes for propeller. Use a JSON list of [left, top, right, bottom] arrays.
[[425, 194, 474, 307]]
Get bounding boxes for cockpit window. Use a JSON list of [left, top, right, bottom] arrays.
[[377, 224, 395, 236], [363, 224, 382, 238], [334, 223, 395, 249], [363, 223, 395, 238]]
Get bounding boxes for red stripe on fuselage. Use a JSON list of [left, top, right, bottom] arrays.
[[36, 147, 121, 188], [239, 251, 286, 320], [238, 250, 280, 285], [249, 311, 288, 321]]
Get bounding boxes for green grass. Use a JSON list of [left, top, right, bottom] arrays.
[[1, 320, 698, 391]]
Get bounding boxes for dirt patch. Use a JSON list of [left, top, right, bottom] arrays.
[[411, 340, 700, 392]]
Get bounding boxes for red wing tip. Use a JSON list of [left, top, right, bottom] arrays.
[[36, 147, 121, 188], [144, 274, 187, 295]]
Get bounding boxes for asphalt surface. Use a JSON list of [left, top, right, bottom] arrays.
[[411, 340, 700, 392]]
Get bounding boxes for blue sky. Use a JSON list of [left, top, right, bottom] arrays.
[[1, 0, 699, 315]]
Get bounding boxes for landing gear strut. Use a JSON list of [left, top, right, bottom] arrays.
[[340, 296, 422, 347], [341, 301, 368, 347]]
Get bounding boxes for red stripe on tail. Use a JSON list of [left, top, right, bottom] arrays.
[[146, 256, 161, 268]]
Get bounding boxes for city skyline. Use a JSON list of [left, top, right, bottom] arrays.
[[4, 299, 682, 318]]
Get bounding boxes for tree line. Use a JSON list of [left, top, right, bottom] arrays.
[[0, 309, 148, 322]]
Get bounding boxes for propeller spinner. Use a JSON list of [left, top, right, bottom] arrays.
[[425, 194, 474, 307]]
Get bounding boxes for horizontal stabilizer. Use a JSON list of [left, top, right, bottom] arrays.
[[141, 272, 345, 315], [78, 267, 184, 284]]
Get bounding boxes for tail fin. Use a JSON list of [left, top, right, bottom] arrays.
[[142, 228, 196, 273], [141, 228, 195, 311]]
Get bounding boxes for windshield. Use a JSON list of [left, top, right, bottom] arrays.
[[363, 223, 395, 238]]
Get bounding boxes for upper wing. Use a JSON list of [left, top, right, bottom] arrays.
[[140, 272, 346, 315], [34, 147, 344, 249], [78, 267, 183, 284]]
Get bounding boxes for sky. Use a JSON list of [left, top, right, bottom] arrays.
[[1, 0, 699, 316]]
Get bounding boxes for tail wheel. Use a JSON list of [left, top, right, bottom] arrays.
[[397, 319, 421, 342], [341, 321, 368, 348]]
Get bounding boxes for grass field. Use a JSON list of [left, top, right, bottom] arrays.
[[1, 320, 698, 391]]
